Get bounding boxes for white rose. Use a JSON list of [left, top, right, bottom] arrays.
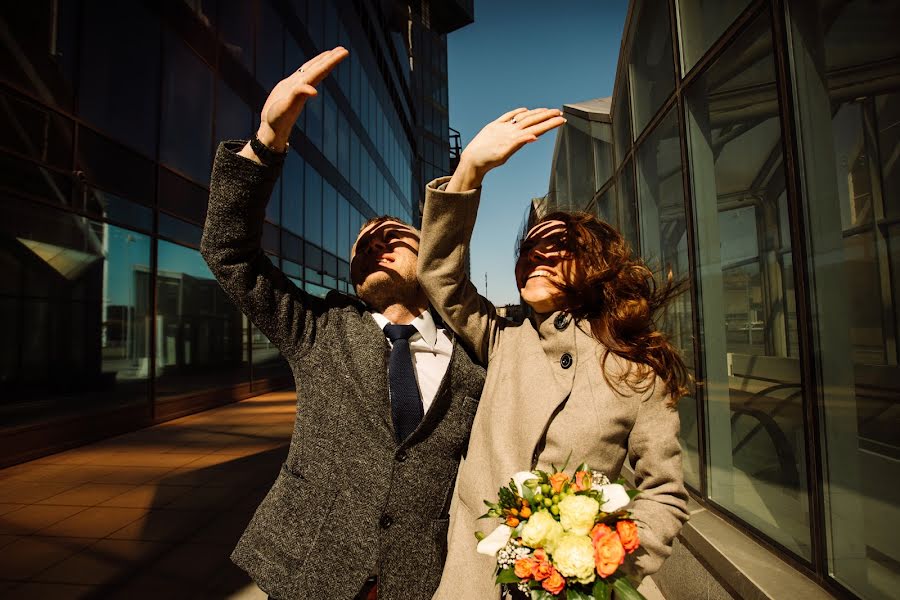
[[520, 510, 564, 552], [552, 533, 596, 584], [558, 494, 600, 536], [511, 471, 539, 496], [593, 483, 631, 513], [476, 524, 512, 556]]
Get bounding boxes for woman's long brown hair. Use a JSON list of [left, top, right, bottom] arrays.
[[525, 211, 691, 405]]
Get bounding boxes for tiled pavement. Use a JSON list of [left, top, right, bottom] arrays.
[[0, 391, 295, 599]]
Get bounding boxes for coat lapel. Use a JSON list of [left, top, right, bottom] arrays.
[[344, 310, 394, 439]]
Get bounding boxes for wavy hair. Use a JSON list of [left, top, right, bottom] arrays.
[[523, 211, 691, 405]]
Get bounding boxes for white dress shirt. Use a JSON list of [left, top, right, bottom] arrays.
[[371, 310, 453, 414]]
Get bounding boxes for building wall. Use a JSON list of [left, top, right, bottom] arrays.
[[0, 0, 462, 464], [544, 1, 899, 599]]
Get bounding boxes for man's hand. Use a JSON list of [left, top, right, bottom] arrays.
[[445, 108, 565, 192], [241, 46, 349, 163]]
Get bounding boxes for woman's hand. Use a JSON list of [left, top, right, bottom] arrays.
[[446, 108, 566, 192], [241, 46, 349, 162]]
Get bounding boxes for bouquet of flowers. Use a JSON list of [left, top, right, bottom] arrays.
[[475, 460, 645, 600]]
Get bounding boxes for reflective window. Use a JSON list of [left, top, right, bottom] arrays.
[[323, 180, 338, 255], [617, 160, 638, 249], [79, 1, 160, 158], [337, 193, 351, 260], [215, 81, 252, 144], [155, 240, 248, 398], [304, 163, 322, 246], [160, 31, 214, 184], [0, 199, 151, 427], [77, 127, 156, 208], [676, 0, 751, 73], [614, 79, 632, 166], [628, 0, 676, 137], [217, 0, 255, 73], [789, 1, 900, 595], [257, 0, 285, 92], [685, 13, 810, 559], [282, 152, 304, 235], [636, 108, 700, 490]]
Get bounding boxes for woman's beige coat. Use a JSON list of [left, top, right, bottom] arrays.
[[418, 179, 689, 599]]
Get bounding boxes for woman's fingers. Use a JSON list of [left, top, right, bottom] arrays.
[[524, 115, 566, 138], [496, 107, 529, 123], [515, 108, 561, 129]]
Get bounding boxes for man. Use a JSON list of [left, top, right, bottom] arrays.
[[201, 47, 484, 600]]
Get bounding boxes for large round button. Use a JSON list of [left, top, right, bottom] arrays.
[[560, 353, 573, 369], [554, 313, 570, 331], [380, 514, 393, 529], [396, 449, 408, 462]]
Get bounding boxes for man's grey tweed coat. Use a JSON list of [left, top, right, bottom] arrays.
[[201, 142, 486, 600]]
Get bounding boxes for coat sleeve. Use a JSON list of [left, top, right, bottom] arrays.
[[624, 377, 690, 580], [201, 141, 325, 362], [417, 176, 501, 365]]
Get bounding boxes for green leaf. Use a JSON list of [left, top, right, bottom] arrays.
[[475, 531, 486, 541], [530, 589, 554, 600], [495, 568, 520, 584], [560, 450, 573, 472], [522, 481, 536, 502], [591, 579, 611, 600], [626, 489, 640, 500], [567, 589, 592, 600], [611, 576, 646, 600], [575, 462, 590, 474]]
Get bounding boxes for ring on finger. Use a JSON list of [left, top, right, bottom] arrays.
[[511, 118, 518, 124]]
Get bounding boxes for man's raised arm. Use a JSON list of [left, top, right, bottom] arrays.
[[200, 47, 348, 362]]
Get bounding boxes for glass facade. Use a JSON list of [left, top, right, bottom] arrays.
[[0, 0, 461, 462], [542, 1, 900, 598]]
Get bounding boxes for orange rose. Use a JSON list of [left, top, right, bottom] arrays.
[[590, 523, 612, 543], [542, 567, 566, 595], [573, 470, 592, 491], [549, 472, 570, 494], [514, 557, 534, 579], [593, 531, 626, 578], [616, 520, 640, 554], [533, 549, 548, 562], [532, 558, 553, 581]]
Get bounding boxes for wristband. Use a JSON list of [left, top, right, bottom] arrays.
[[250, 134, 289, 165]]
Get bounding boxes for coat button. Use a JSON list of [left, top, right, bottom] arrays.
[[560, 353, 573, 369], [380, 514, 393, 529], [396, 449, 407, 462], [554, 313, 570, 331]]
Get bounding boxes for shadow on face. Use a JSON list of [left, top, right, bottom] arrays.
[[350, 219, 420, 288]]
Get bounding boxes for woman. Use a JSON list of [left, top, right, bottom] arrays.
[[417, 108, 690, 598]]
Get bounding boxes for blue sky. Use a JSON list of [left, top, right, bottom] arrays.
[[447, 0, 628, 305]]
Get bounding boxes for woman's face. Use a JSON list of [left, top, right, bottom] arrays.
[[515, 220, 579, 315]]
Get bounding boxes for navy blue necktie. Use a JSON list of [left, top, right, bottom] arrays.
[[383, 324, 424, 443]]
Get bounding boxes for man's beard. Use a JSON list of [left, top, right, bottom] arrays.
[[355, 269, 419, 311]]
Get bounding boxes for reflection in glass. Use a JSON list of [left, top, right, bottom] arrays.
[[79, 2, 160, 158], [676, 0, 751, 73], [155, 240, 248, 398], [635, 108, 700, 489], [160, 31, 214, 185], [628, 0, 675, 137], [0, 200, 151, 426], [685, 13, 810, 558], [789, 1, 900, 595], [618, 161, 638, 249]]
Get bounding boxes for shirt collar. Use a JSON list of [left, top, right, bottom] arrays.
[[371, 309, 439, 349]]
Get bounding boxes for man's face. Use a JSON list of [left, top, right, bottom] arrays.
[[515, 220, 579, 315], [350, 219, 421, 302]]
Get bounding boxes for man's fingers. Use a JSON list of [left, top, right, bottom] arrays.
[[524, 116, 566, 138], [496, 107, 529, 123], [511, 108, 548, 124], [289, 83, 318, 100], [302, 47, 349, 85]]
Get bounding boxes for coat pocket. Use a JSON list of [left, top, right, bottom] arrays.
[[244, 463, 337, 569]]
